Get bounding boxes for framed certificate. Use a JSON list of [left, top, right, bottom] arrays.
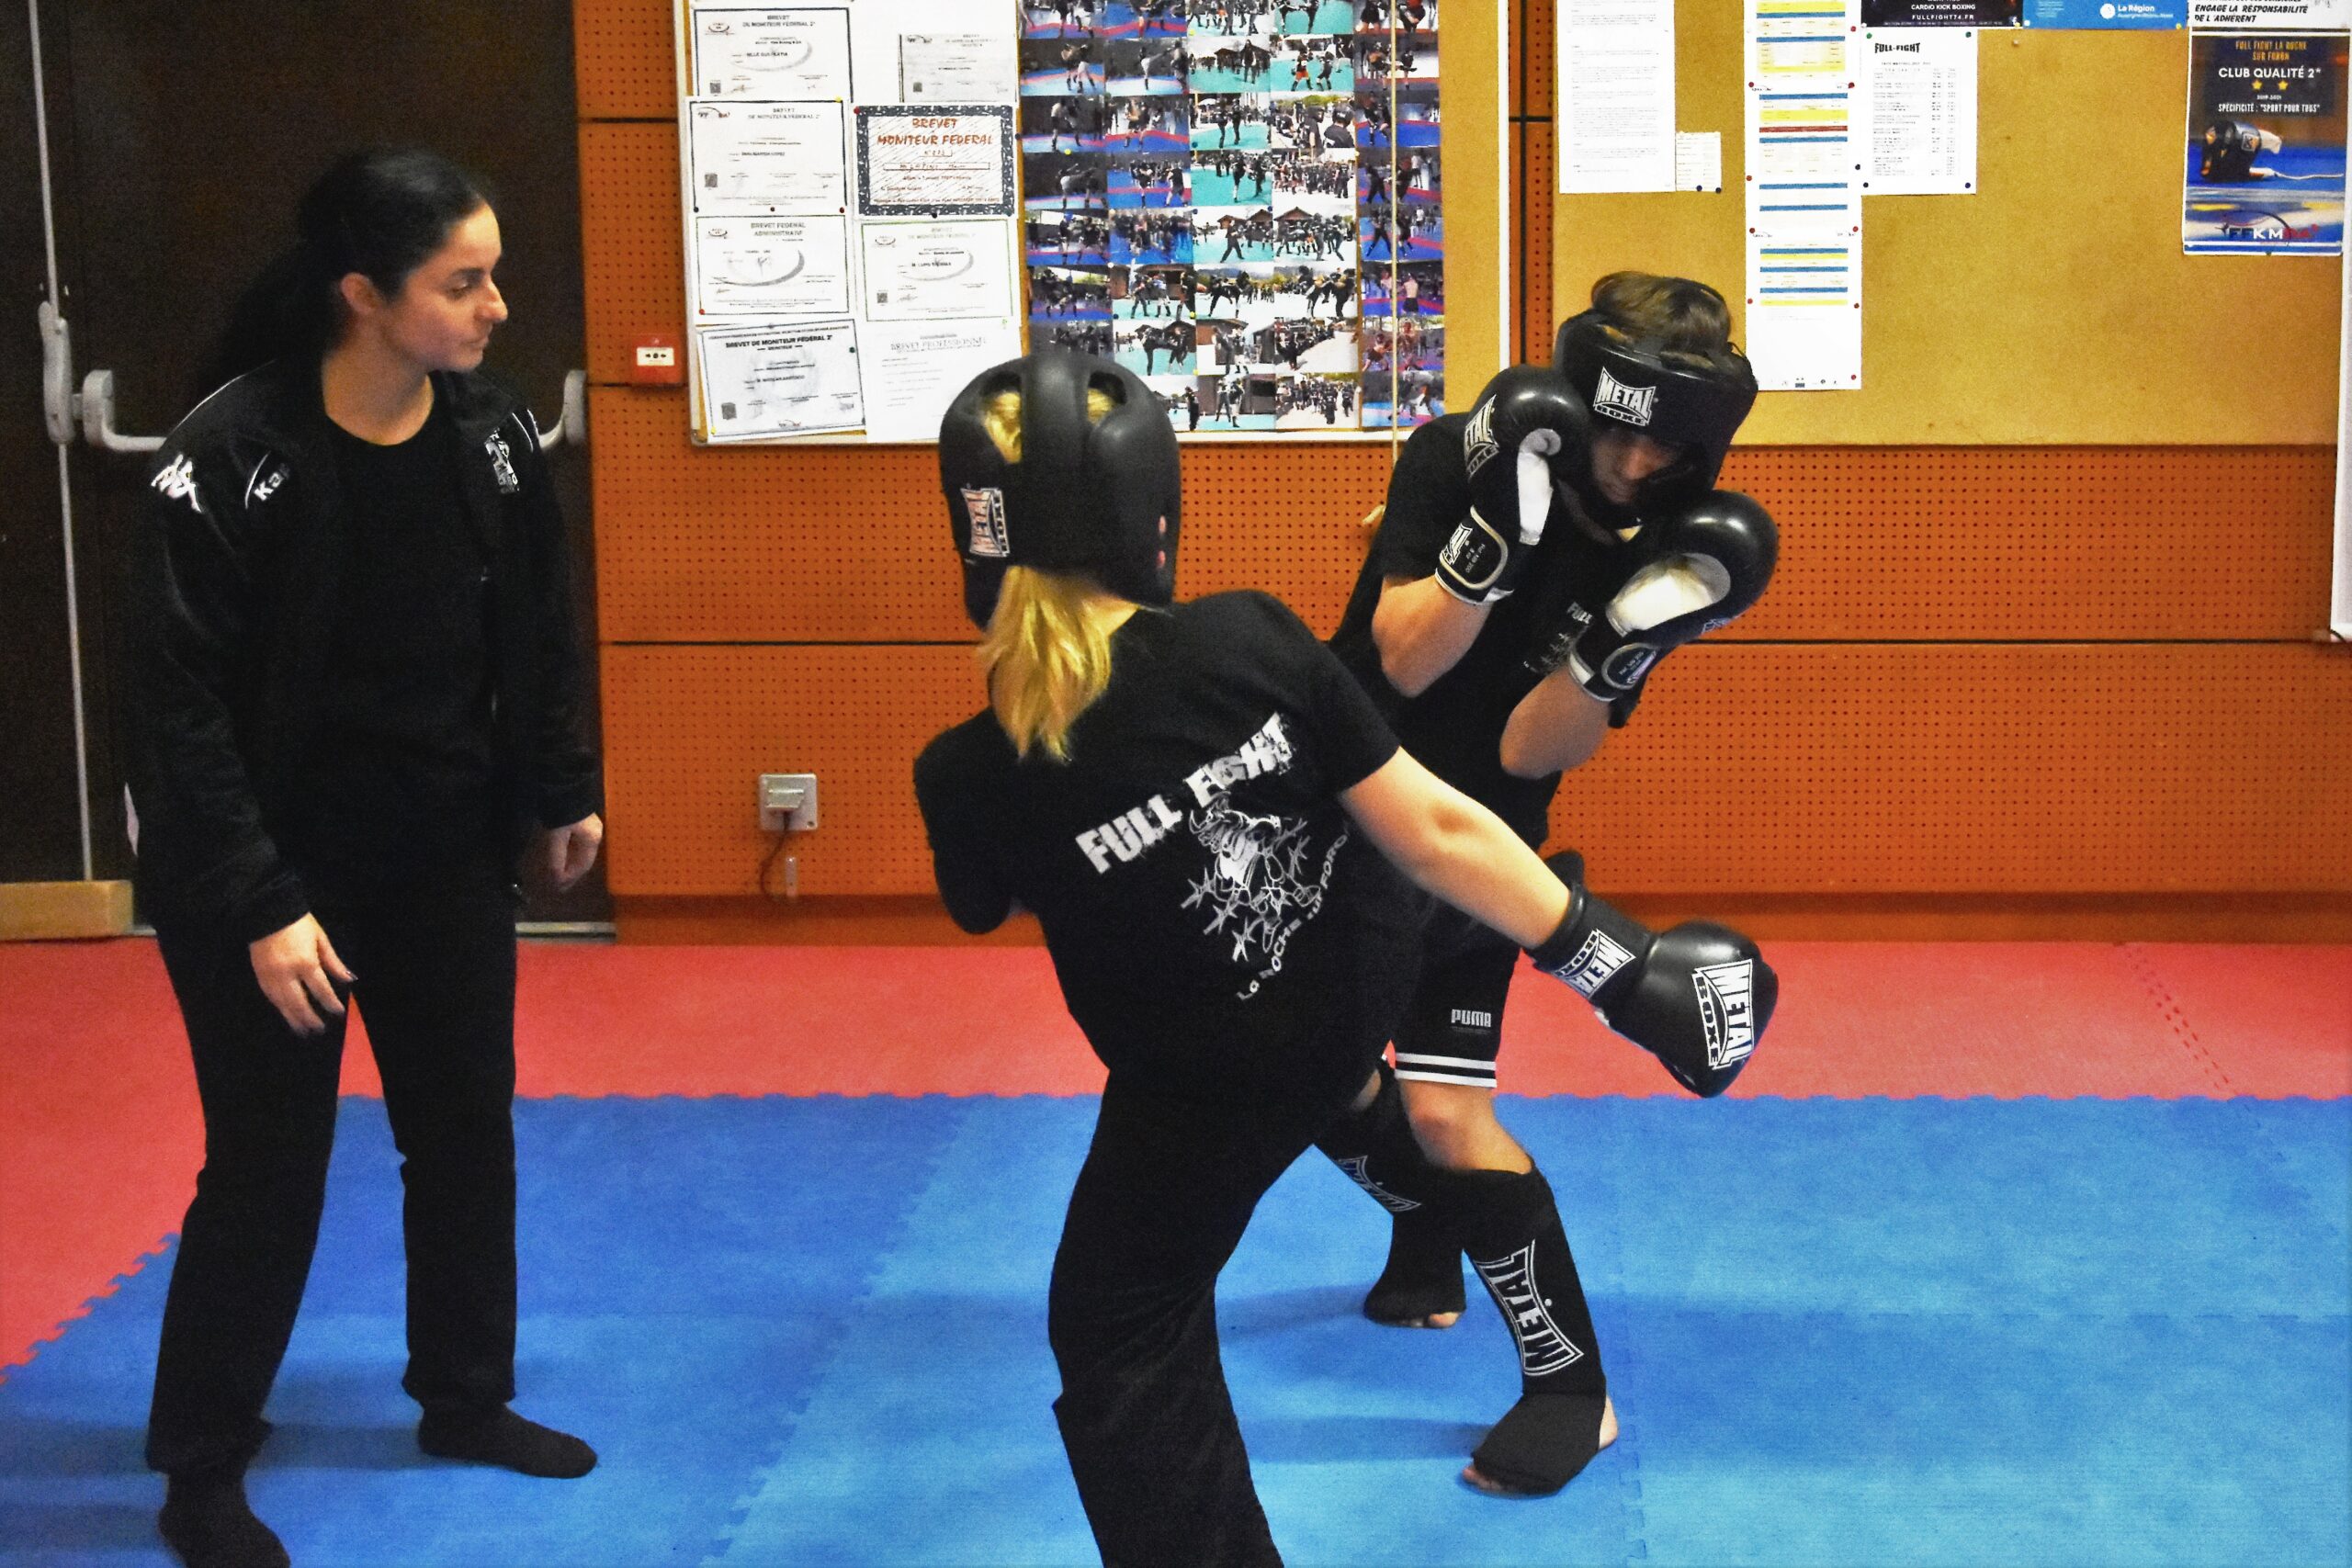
[[854, 104, 1017, 217]]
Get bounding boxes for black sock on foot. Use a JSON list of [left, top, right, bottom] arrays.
[[417, 1407, 597, 1479], [1315, 1059, 1465, 1325], [1468, 1391, 1609, 1495], [159, 1471, 289, 1568], [1364, 1202, 1465, 1325]]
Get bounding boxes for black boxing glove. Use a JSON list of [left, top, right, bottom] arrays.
[[1524, 490, 1778, 699], [1435, 366, 1595, 605], [1525, 852, 1776, 1098]]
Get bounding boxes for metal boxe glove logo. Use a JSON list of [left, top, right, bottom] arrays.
[[1692, 958, 1758, 1067]]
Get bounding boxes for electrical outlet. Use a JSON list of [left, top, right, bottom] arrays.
[[758, 773, 819, 831]]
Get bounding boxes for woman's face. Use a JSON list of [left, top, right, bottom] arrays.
[[349, 203, 508, 373]]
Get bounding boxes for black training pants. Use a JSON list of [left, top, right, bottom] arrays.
[[1048, 1031, 1385, 1568], [144, 860, 520, 1477]]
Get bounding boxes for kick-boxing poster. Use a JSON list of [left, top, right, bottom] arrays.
[[1017, 0, 1445, 434], [2184, 31, 2347, 254]]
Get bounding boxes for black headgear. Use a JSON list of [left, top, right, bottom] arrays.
[[938, 350, 1182, 629], [1554, 310, 1758, 517]]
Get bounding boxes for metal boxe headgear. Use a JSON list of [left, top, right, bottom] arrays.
[[1554, 310, 1758, 516], [938, 349, 1182, 629]]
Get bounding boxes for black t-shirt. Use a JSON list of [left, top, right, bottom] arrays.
[[1328, 412, 1645, 845], [299, 398, 501, 871], [915, 591, 1424, 1098]]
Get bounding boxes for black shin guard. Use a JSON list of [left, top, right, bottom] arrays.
[[1442, 1167, 1609, 1495], [1313, 1060, 1465, 1325]]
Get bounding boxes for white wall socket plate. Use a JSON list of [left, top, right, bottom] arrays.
[[758, 773, 820, 831]]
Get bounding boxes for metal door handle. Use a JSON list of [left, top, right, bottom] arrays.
[[78, 367, 162, 453], [536, 368, 587, 449], [40, 301, 74, 446]]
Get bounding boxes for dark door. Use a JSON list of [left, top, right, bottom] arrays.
[[20, 0, 608, 921], [0, 6, 87, 884]]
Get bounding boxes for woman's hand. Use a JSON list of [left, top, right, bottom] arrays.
[[248, 915, 356, 1036], [545, 813, 605, 890]]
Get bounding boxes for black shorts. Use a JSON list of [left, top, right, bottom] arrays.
[[1390, 900, 1517, 1091]]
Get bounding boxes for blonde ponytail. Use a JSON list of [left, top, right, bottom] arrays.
[[973, 386, 1127, 761], [979, 566, 1119, 761]]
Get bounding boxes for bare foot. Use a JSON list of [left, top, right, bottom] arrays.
[[1459, 1395, 1615, 1495], [1389, 1309, 1461, 1329]]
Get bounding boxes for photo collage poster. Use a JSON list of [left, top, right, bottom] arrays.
[[1018, 0, 1445, 433]]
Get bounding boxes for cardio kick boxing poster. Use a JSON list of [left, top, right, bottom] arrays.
[[2184, 32, 2348, 254], [1018, 0, 1446, 434]]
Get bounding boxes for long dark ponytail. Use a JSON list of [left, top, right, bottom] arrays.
[[194, 147, 492, 403]]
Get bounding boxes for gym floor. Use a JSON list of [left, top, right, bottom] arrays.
[[1, 939, 2345, 1566]]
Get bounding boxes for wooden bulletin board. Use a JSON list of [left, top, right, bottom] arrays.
[[1548, 21, 2343, 446]]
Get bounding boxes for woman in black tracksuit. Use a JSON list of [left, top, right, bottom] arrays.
[[126, 149, 601, 1568], [915, 351, 1619, 1565]]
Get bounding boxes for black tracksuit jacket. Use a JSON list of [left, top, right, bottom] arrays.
[[124, 357, 601, 942]]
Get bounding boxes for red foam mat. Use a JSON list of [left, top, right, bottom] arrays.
[[4, 937, 2344, 1371], [1502, 942, 2351, 1100]]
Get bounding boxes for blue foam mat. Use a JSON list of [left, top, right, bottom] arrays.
[[1, 1096, 2343, 1567]]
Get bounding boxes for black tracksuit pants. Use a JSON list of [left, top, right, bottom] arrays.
[[1048, 1032, 1385, 1568], [144, 859, 520, 1477]]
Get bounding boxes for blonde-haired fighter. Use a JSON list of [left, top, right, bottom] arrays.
[[917, 351, 1772, 1561]]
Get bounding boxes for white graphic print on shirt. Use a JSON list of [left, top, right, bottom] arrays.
[[1070, 712, 1346, 999], [1183, 796, 1347, 998]]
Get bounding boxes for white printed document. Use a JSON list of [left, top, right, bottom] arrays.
[[689, 101, 850, 214], [694, 216, 853, 316], [859, 219, 1018, 320], [861, 319, 1025, 442], [690, 6, 854, 100], [695, 318, 864, 439], [1862, 28, 1976, 195], [1557, 0, 1679, 193], [901, 32, 1019, 104]]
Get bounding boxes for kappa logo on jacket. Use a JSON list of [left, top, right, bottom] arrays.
[[152, 454, 202, 512], [486, 431, 522, 493], [244, 456, 289, 508]]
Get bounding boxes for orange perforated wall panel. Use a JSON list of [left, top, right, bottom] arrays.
[[603, 644, 2352, 897], [573, 0, 2352, 930]]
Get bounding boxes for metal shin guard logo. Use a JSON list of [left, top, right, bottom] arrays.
[[1692, 959, 1758, 1067], [961, 486, 1011, 558], [1561, 928, 1635, 998], [1472, 1244, 1583, 1377], [1462, 397, 1500, 477], [1593, 367, 1657, 427], [1333, 1156, 1422, 1213]]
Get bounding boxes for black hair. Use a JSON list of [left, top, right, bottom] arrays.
[[194, 147, 493, 402]]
